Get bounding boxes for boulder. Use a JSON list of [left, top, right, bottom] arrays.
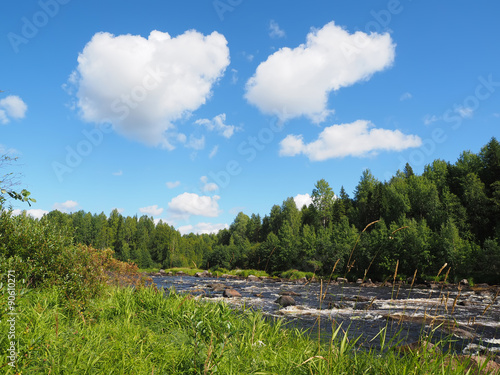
[[356, 278, 363, 284], [459, 279, 469, 286], [207, 283, 226, 292], [337, 277, 348, 283], [194, 271, 212, 278], [247, 275, 260, 282], [276, 295, 296, 307], [328, 302, 347, 309], [223, 288, 241, 298], [175, 271, 187, 276], [295, 277, 307, 284]]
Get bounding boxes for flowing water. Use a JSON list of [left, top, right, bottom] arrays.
[[152, 275, 500, 355]]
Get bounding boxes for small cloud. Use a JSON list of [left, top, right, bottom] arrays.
[[178, 222, 229, 235], [423, 114, 439, 126], [53, 200, 79, 213], [493, 113, 500, 118], [0, 95, 28, 124], [114, 208, 125, 214], [242, 52, 254, 62], [456, 106, 474, 118], [209, 145, 218, 159], [269, 20, 286, 38], [12, 209, 49, 220], [166, 181, 181, 189], [168, 193, 221, 220], [201, 175, 219, 192], [139, 205, 164, 216], [293, 193, 313, 209], [195, 114, 240, 139], [231, 69, 238, 84], [400, 92, 412, 101], [112, 170, 123, 176], [186, 135, 205, 150]]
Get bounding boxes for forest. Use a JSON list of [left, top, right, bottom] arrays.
[[12, 137, 500, 284]]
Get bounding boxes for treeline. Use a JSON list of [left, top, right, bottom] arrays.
[[27, 138, 500, 284]]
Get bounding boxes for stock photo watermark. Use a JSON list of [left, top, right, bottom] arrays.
[[7, 0, 72, 54], [213, 0, 243, 21], [394, 74, 499, 176], [5, 270, 18, 368], [208, 117, 284, 189]]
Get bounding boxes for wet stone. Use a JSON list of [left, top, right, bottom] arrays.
[[276, 295, 296, 307], [223, 289, 241, 298]]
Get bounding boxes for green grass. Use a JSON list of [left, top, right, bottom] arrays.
[[1, 284, 490, 374], [280, 269, 315, 280]]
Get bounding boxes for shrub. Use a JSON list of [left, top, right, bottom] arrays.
[[0, 210, 145, 308]]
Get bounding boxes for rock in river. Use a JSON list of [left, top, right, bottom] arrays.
[[276, 295, 296, 307], [223, 288, 241, 298]]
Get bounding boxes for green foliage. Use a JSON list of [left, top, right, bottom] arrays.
[[5, 138, 499, 284], [0, 210, 144, 308]]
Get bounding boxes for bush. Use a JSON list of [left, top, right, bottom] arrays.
[[0, 210, 145, 308]]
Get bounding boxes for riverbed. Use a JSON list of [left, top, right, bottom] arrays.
[[151, 275, 500, 355]]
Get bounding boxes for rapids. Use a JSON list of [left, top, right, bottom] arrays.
[[152, 275, 500, 354]]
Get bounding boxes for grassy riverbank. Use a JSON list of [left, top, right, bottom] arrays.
[[145, 267, 315, 281], [2, 284, 496, 374]]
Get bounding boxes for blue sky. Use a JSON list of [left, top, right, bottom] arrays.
[[1, 0, 499, 234]]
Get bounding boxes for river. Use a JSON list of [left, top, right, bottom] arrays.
[[151, 275, 500, 355]]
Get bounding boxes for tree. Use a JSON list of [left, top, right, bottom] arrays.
[[479, 137, 500, 194], [353, 170, 383, 229], [312, 179, 335, 228]]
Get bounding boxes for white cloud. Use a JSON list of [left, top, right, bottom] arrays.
[[68, 30, 230, 149], [400, 92, 412, 101], [139, 204, 164, 216], [245, 22, 395, 123], [280, 120, 422, 161], [53, 200, 79, 213], [0, 95, 28, 124], [456, 106, 474, 118], [269, 20, 286, 38], [114, 207, 125, 214], [168, 193, 221, 219], [200, 175, 219, 192], [242, 52, 254, 62], [186, 135, 205, 150], [166, 181, 181, 189], [209, 145, 218, 159], [293, 193, 313, 209], [231, 68, 238, 84], [12, 209, 48, 220], [112, 170, 123, 176], [178, 222, 229, 235], [195, 113, 239, 138], [423, 114, 439, 125]]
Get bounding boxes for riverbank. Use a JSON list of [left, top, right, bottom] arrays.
[[2, 284, 498, 374]]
